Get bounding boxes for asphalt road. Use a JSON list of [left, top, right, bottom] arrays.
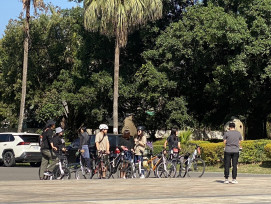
[[1, 165, 271, 181], [2, 177, 271, 203]]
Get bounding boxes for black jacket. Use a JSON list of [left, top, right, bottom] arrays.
[[52, 135, 65, 154], [118, 137, 135, 150], [41, 129, 54, 150]]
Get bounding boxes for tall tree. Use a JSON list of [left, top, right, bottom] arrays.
[[84, 0, 163, 133], [18, 0, 44, 132]]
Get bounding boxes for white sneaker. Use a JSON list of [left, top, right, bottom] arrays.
[[133, 173, 137, 178], [232, 179, 238, 184], [44, 171, 53, 176], [140, 175, 145, 179], [224, 179, 229, 184]]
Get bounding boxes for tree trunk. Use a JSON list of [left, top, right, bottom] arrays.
[[18, 0, 30, 132], [113, 39, 120, 134]]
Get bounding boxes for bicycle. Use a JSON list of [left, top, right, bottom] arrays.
[[175, 144, 205, 178], [42, 151, 71, 180], [155, 150, 176, 178], [108, 149, 132, 179], [75, 152, 92, 179], [143, 149, 161, 178], [91, 151, 110, 179]]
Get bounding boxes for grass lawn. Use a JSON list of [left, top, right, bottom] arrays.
[[205, 161, 271, 174]]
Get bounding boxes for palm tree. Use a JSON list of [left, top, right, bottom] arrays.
[[18, 0, 44, 132], [84, 0, 163, 133]]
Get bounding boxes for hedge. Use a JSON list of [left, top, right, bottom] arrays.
[[264, 143, 271, 159], [150, 139, 271, 165]]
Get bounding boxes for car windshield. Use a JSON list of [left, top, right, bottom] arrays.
[[19, 135, 39, 143]]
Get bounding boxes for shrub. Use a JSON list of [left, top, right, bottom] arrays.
[[200, 142, 225, 165], [240, 140, 271, 163], [264, 143, 271, 158], [153, 138, 167, 146], [151, 139, 271, 165], [152, 145, 164, 155], [179, 130, 192, 144]]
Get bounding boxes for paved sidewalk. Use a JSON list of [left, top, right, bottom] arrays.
[[1, 177, 271, 203]]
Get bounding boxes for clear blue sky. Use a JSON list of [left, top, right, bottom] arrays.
[[0, 0, 82, 38]]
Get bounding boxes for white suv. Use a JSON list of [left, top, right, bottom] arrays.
[[0, 132, 42, 167]]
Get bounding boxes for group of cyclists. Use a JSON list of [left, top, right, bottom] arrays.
[[39, 119, 181, 180]]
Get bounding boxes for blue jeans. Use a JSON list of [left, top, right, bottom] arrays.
[[82, 145, 91, 169], [134, 155, 144, 175], [124, 151, 132, 161]]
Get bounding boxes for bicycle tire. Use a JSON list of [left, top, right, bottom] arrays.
[[107, 162, 114, 179], [156, 161, 176, 178], [145, 161, 152, 178], [104, 161, 111, 179], [115, 160, 130, 178], [123, 161, 134, 179], [171, 159, 182, 178], [55, 167, 71, 180], [167, 161, 176, 178], [186, 158, 205, 178], [75, 167, 92, 179]]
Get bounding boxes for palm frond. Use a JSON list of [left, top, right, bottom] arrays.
[[84, 0, 163, 47]]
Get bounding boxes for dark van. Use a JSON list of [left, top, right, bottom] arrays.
[[66, 134, 121, 164]]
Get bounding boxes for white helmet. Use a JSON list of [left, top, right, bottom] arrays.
[[99, 124, 109, 130]]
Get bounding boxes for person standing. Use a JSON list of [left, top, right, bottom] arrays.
[[134, 126, 147, 178], [164, 127, 181, 152], [223, 122, 242, 184], [79, 127, 91, 170], [95, 124, 110, 178], [118, 127, 135, 178], [39, 119, 58, 179], [52, 127, 66, 155]]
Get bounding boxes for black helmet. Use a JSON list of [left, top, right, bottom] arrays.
[[137, 126, 146, 131]]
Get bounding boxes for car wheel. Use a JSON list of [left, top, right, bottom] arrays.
[[30, 162, 41, 167], [3, 151, 15, 167]]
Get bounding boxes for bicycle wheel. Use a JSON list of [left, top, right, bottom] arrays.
[[172, 157, 186, 178], [156, 162, 168, 178], [55, 167, 71, 180], [105, 161, 111, 179], [171, 159, 180, 178], [144, 161, 152, 178], [75, 167, 92, 179], [107, 162, 114, 179], [187, 158, 205, 178], [166, 161, 176, 178], [115, 161, 128, 178], [123, 161, 134, 179], [156, 161, 176, 178]]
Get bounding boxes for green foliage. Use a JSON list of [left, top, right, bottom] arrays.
[[199, 140, 271, 165], [264, 143, 271, 158], [200, 142, 225, 165], [240, 140, 271, 163], [1, 1, 271, 140], [152, 145, 164, 155], [84, 0, 163, 47], [179, 130, 192, 144], [153, 138, 167, 146]]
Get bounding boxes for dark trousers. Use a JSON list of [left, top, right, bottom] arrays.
[[224, 152, 239, 179]]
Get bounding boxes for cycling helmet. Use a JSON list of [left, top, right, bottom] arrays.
[[99, 124, 109, 130], [137, 126, 146, 131]]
